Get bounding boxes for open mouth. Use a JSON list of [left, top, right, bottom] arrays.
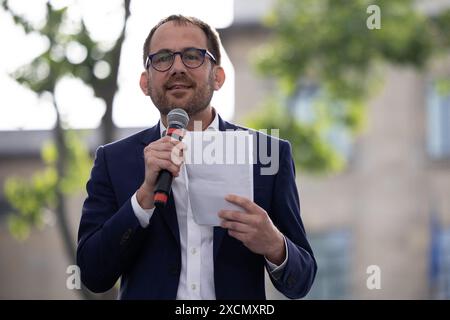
[[167, 84, 192, 90]]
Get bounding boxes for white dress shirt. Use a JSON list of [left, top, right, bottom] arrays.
[[131, 111, 287, 299]]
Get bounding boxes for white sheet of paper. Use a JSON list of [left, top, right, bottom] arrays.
[[184, 131, 253, 226]]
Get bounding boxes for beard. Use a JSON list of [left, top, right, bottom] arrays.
[[148, 71, 215, 117]]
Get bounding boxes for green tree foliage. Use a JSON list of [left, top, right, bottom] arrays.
[[5, 132, 90, 240], [249, 0, 450, 174]]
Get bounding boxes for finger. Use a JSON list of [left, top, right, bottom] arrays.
[[179, 141, 187, 151], [145, 144, 172, 154], [170, 152, 184, 166], [171, 143, 186, 165], [150, 158, 181, 177], [227, 230, 247, 243], [159, 149, 184, 163], [146, 140, 180, 152], [225, 194, 258, 213], [218, 210, 253, 224], [150, 151, 184, 166], [160, 135, 184, 146], [147, 142, 185, 160], [220, 219, 252, 233]]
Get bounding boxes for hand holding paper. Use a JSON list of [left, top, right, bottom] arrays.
[[219, 194, 286, 266]]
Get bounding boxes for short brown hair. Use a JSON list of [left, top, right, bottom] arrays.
[[142, 15, 222, 68]]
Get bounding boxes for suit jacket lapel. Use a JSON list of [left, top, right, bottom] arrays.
[[140, 122, 161, 146], [161, 193, 181, 246], [213, 115, 239, 259]]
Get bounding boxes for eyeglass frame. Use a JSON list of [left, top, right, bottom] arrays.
[[145, 47, 217, 72]]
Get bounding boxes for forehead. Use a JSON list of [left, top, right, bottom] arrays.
[[149, 21, 208, 52]]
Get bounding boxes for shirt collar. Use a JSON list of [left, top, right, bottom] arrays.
[[159, 108, 219, 136]]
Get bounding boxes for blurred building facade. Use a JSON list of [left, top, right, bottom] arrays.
[[1, 0, 450, 299]]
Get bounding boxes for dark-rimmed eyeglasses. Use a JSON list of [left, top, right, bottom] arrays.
[[145, 47, 217, 72]]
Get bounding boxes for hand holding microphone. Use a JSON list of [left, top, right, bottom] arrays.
[[137, 108, 189, 209]]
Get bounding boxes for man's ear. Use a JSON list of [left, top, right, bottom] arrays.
[[139, 71, 149, 95], [213, 66, 225, 90]]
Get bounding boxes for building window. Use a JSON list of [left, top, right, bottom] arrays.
[[427, 81, 450, 159], [429, 214, 450, 299], [0, 196, 11, 218], [305, 229, 352, 299]]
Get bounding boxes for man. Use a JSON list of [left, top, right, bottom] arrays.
[[77, 15, 316, 299]]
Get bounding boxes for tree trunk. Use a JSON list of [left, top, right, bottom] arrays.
[[52, 97, 98, 300], [98, 0, 131, 145]]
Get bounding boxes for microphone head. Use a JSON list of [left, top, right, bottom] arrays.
[[167, 108, 190, 129]]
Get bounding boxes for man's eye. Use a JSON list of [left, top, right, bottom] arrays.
[[184, 51, 201, 60], [154, 53, 172, 63]]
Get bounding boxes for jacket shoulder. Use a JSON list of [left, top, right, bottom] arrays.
[[100, 126, 158, 154], [231, 123, 291, 150]]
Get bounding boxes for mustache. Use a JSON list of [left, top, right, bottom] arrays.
[[164, 75, 195, 89]]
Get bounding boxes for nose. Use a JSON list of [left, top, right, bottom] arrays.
[[170, 52, 187, 74]]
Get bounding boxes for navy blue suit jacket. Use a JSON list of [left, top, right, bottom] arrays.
[[77, 116, 317, 299]]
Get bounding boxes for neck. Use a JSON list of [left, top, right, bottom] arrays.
[[161, 106, 214, 131]]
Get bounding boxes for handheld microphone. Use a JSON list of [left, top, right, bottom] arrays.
[[154, 108, 190, 208]]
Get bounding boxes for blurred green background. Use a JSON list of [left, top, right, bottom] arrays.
[[1, 0, 450, 299]]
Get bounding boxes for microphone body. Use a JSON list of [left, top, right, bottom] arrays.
[[153, 108, 189, 208]]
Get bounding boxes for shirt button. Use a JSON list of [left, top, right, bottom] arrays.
[[191, 284, 197, 290], [191, 248, 197, 255]]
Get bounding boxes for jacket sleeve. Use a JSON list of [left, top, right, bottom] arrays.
[[267, 140, 317, 299], [76, 146, 150, 293]]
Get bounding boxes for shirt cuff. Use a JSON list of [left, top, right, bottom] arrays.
[[131, 192, 155, 228], [265, 236, 288, 280]]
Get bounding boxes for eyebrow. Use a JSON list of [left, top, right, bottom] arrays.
[[151, 47, 200, 54]]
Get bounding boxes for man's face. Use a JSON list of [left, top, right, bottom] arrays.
[[142, 21, 218, 117]]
